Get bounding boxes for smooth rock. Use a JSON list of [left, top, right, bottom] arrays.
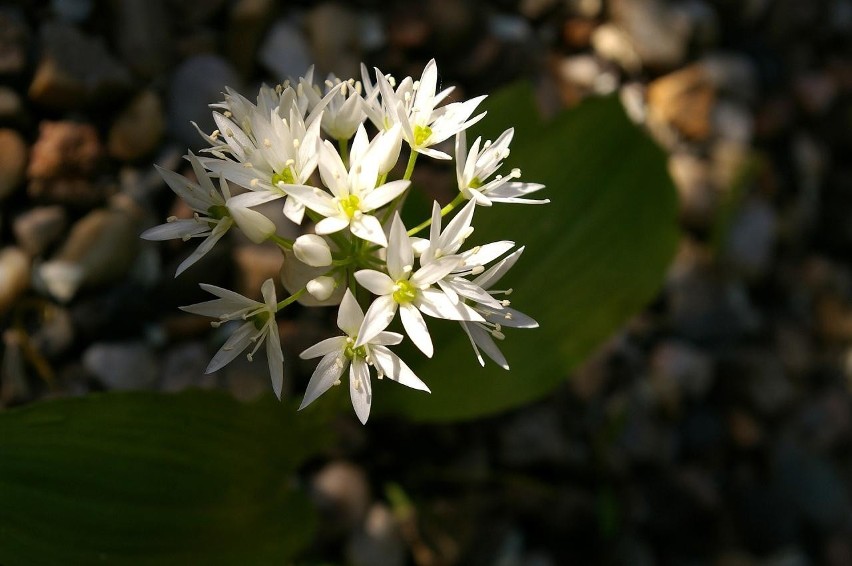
[[724, 196, 776, 280], [29, 302, 75, 358], [12, 205, 68, 257], [233, 244, 285, 301], [0, 9, 29, 75], [226, 0, 275, 77], [168, 55, 242, 151], [258, 19, 313, 81], [500, 405, 571, 467], [52, 0, 93, 22], [159, 341, 211, 392], [312, 460, 371, 532], [346, 503, 406, 566], [0, 128, 26, 199], [108, 90, 165, 161], [0, 246, 30, 315], [566, 0, 603, 18], [0, 86, 23, 120], [608, 0, 693, 70], [28, 22, 132, 110], [650, 340, 714, 411], [668, 152, 715, 228], [83, 340, 158, 390], [112, 0, 171, 78], [306, 2, 361, 78], [591, 23, 641, 74], [647, 63, 716, 143], [36, 207, 140, 302]]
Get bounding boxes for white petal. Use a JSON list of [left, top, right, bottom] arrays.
[[356, 294, 398, 347], [315, 215, 350, 235], [464, 322, 509, 370], [349, 358, 372, 424], [462, 241, 515, 268], [205, 322, 254, 373], [354, 270, 394, 295], [473, 247, 525, 289], [293, 234, 333, 267], [300, 336, 348, 359], [400, 303, 433, 357], [337, 288, 364, 336], [306, 276, 337, 301], [299, 353, 347, 410], [285, 184, 339, 217], [266, 321, 284, 398], [350, 214, 387, 247], [386, 213, 413, 280], [140, 219, 209, 241], [372, 331, 403, 346], [410, 256, 461, 287], [417, 288, 484, 321], [360, 180, 410, 212], [283, 196, 306, 224], [482, 305, 539, 329], [439, 198, 476, 254], [371, 346, 430, 392], [175, 218, 233, 277]]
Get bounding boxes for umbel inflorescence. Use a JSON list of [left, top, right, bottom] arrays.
[[142, 60, 548, 423]]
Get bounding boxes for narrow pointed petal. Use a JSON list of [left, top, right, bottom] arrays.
[[354, 270, 395, 295], [466, 322, 509, 370], [371, 346, 430, 392], [299, 353, 347, 410], [356, 295, 397, 347], [460, 322, 486, 367], [387, 213, 413, 280], [285, 184, 339, 217], [266, 321, 284, 398], [315, 215, 350, 235], [411, 255, 461, 287], [205, 322, 254, 373], [417, 288, 484, 321], [473, 247, 525, 289], [175, 218, 232, 276], [400, 303, 433, 357], [439, 198, 476, 253], [482, 305, 539, 329], [337, 289, 365, 336], [360, 180, 410, 212], [350, 359, 372, 424], [141, 219, 209, 241], [350, 214, 388, 247], [372, 331, 404, 346], [300, 336, 348, 359], [227, 203, 275, 243]]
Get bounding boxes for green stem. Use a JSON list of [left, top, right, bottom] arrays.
[[276, 287, 306, 310], [380, 151, 419, 226], [407, 193, 467, 236], [402, 150, 418, 181], [269, 233, 294, 250]]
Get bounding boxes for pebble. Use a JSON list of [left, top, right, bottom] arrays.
[[167, 55, 242, 151], [724, 196, 776, 280], [591, 23, 642, 74], [0, 9, 29, 76], [107, 90, 165, 162], [12, 205, 68, 257], [306, 2, 361, 78], [233, 244, 285, 300], [608, 0, 693, 71], [0, 86, 23, 121], [312, 460, 371, 532], [668, 151, 715, 228], [0, 128, 26, 200], [29, 302, 75, 358], [36, 206, 140, 302], [258, 19, 313, 82], [500, 405, 571, 467], [226, 0, 275, 78], [1, 329, 31, 405], [112, 0, 171, 78], [83, 340, 159, 390], [28, 22, 132, 110], [0, 246, 30, 315], [650, 340, 714, 408], [647, 63, 716, 143], [51, 0, 93, 23], [346, 503, 406, 566], [159, 341, 213, 392]]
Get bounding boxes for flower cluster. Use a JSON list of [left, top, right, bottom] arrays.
[[143, 60, 548, 423]]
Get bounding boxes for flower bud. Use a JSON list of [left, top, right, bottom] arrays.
[[372, 123, 403, 175], [226, 201, 276, 244], [306, 276, 336, 301], [294, 234, 332, 267]]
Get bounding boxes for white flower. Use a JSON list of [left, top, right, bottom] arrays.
[[286, 125, 409, 247], [299, 289, 430, 424], [460, 247, 539, 369], [293, 234, 333, 267], [365, 59, 487, 159], [455, 129, 549, 205], [181, 279, 284, 398], [355, 213, 483, 357], [141, 153, 274, 276], [421, 199, 514, 309], [301, 75, 367, 140]]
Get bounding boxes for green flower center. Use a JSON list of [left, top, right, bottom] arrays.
[[252, 311, 270, 330], [271, 168, 296, 187], [339, 194, 361, 218], [413, 124, 432, 147], [469, 176, 483, 189], [392, 279, 417, 304], [344, 339, 367, 360], [207, 204, 229, 220]]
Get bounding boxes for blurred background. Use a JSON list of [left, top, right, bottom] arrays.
[[2, 0, 852, 564]]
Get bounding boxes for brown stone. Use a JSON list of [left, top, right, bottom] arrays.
[[107, 90, 165, 161], [647, 63, 716, 141], [0, 128, 26, 200]]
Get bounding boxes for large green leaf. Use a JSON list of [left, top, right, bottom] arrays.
[[379, 84, 679, 421], [0, 390, 331, 565]]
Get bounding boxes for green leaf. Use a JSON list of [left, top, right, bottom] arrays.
[[0, 390, 332, 565], [378, 83, 679, 421]]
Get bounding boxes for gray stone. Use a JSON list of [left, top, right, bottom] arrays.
[[346, 503, 406, 566], [258, 18, 313, 82], [13, 205, 68, 257], [83, 341, 159, 390], [0, 247, 30, 316], [112, 0, 171, 78], [725, 196, 776, 280]]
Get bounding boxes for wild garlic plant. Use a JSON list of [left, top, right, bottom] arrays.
[[143, 60, 548, 423]]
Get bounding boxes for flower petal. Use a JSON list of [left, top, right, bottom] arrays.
[[350, 214, 387, 247], [356, 294, 398, 347], [300, 336, 348, 359], [354, 269, 395, 295], [400, 303, 433, 357], [416, 288, 484, 321], [300, 353, 347, 410], [360, 180, 410, 212], [349, 358, 372, 424], [337, 288, 365, 336], [386, 213, 413, 280], [205, 321, 254, 373], [141, 219, 209, 241], [265, 320, 284, 398], [371, 345, 430, 392]]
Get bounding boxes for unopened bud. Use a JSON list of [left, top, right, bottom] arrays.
[[294, 234, 333, 267], [306, 276, 336, 301]]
